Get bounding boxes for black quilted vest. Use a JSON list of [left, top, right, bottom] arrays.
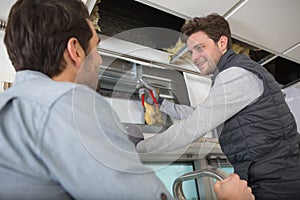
[[212, 50, 300, 199]]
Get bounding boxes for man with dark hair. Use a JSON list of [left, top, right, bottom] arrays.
[[137, 13, 300, 199], [1, 0, 171, 199]]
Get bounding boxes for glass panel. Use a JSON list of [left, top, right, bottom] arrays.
[[146, 162, 198, 200], [220, 166, 234, 175]]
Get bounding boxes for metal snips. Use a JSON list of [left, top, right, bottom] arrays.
[[137, 78, 159, 108]]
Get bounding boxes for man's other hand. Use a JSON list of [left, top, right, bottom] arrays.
[[214, 173, 255, 200]]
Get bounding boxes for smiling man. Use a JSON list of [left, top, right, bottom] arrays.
[[137, 13, 300, 200]]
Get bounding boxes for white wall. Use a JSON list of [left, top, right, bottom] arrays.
[[0, 31, 15, 83], [183, 73, 211, 106], [0, 31, 15, 93], [104, 97, 144, 124], [183, 73, 219, 138]]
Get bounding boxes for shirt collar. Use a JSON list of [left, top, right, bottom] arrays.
[[211, 49, 236, 84], [14, 70, 51, 85]]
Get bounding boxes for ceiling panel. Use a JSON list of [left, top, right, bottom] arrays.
[[284, 44, 300, 64], [135, 0, 240, 18], [228, 0, 300, 54]]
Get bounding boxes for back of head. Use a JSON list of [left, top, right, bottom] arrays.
[[180, 13, 232, 50], [4, 0, 93, 77]]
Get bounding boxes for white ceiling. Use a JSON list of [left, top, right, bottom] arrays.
[[0, 0, 96, 20], [1, 0, 300, 64], [135, 0, 240, 19], [228, 0, 300, 62], [135, 0, 300, 64]]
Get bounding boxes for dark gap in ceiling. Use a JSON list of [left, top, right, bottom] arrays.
[[96, 0, 300, 86], [265, 57, 300, 86], [98, 0, 185, 49], [232, 40, 300, 85]]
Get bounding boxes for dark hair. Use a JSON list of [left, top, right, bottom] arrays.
[[180, 13, 232, 50], [4, 0, 93, 77]]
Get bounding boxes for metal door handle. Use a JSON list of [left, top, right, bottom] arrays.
[[173, 167, 228, 200]]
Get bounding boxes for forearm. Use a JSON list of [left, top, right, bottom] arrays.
[[137, 94, 230, 153], [160, 99, 195, 120]]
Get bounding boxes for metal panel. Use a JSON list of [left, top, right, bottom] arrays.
[[99, 34, 199, 73], [228, 0, 300, 54], [135, 0, 240, 19], [284, 43, 300, 64]]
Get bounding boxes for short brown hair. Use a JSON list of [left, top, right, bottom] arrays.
[[4, 0, 93, 77], [180, 13, 232, 50]]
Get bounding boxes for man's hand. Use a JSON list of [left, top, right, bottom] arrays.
[[138, 87, 165, 107], [124, 124, 144, 146], [138, 87, 159, 106], [213, 173, 255, 200]]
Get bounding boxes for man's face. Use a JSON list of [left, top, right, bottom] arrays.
[[76, 20, 102, 90], [187, 31, 223, 76]]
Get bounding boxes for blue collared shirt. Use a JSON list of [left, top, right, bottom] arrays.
[[0, 70, 170, 200]]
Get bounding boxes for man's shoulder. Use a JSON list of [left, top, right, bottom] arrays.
[[9, 79, 74, 106], [216, 67, 255, 82], [1, 79, 97, 113]]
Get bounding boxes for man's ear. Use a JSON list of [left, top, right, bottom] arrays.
[[65, 37, 85, 67], [218, 35, 228, 54]]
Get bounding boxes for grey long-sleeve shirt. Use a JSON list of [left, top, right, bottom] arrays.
[[137, 67, 264, 153], [0, 70, 171, 200]]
